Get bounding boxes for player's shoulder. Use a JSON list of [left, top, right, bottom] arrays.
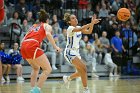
[[43, 23, 52, 32], [43, 23, 52, 28]]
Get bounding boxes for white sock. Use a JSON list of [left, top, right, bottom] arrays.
[[67, 76, 71, 81], [84, 87, 88, 90]]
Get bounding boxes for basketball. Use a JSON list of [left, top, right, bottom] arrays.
[[117, 8, 131, 21], [0, 0, 4, 10], [0, 8, 5, 24]]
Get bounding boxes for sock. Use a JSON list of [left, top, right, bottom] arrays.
[[67, 76, 71, 81], [84, 86, 88, 89]]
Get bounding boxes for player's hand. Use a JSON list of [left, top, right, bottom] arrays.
[[55, 46, 61, 52], [91, 14, 101, 24]]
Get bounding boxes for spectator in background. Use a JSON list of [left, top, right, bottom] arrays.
[[104, 48, 119, 77], [59, 28, 67, 50], [8, 11, 21, 26], [8, 11, 22, 43], [45, 35, 63, 70], [78, 0, 89, 21], [121, 22, 133, 48], [107, 22, 118, 40], [100, 31, 110, 53], [32, 0, 41, 20], [15, 0, 28, 22], [94, 3, 100, 16], [121, 0, 128, 8], [51, 15, 62, 34], [80, 43, 99, 78], [26, 11, 35, 26], [80, 35, 89, 48], [99, 4, 109, 18], [109, 14, 118, 26], [100, 31, 110, 63], [111, 0, 120, 14], [0, 42, 11, 82], [8, 43, 24, 81], [93, 33, 103, 64], [111, 30, 126, 74], [20, 19, 30, 43]]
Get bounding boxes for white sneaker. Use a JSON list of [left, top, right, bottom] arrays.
[[109, 73, 114, 77], [92, 73, 99, 78], [52, 66, 57, 70], [1, 76, 5, 82], [63, 75, 70, 89], [17, 77, 24, 81], [6, 76, 10, 82], [83, 88, 90, 93]]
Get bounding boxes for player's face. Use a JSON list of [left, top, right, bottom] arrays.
[[69, 15, 78, 26]]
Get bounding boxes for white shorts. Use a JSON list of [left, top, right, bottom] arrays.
[[64, 48, 81, 64]]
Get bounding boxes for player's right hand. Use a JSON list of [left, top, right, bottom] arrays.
[[56, 46, 61, 53], [91, 14, 101, 24]]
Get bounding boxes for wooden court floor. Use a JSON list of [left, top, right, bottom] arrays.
[[0, 77, 140, 93]]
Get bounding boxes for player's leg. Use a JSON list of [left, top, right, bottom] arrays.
[[71, 57, 88, 88], [26, 59, 40, 88], [35, 54, 52, 88]]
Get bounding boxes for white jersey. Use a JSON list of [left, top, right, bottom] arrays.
[[64, 26, 82, 63], [65, 26, 82, 49]]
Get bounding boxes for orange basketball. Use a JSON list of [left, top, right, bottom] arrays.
[[0, 0, 4, 10], [117, 8, 131, 21], [0, 8, 5, 24]]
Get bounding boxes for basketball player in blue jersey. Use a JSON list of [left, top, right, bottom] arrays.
[[63, 13, 101, 93]]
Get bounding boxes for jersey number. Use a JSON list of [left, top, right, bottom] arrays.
[[29, 24, 41, 32]]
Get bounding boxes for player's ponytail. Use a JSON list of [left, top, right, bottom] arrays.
[[38, 9, 49, 23], [63, 13, 71, 25]]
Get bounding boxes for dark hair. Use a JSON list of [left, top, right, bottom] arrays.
[[38, 9, 49, 23], [63, 13, 71, 25], [12, 11, 19, 19], [115, 30, 120, 33]]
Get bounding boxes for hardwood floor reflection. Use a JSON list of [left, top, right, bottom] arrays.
[[0, 77, 140, 93]]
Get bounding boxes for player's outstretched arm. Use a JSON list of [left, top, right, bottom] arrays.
[[82, 14, 101, 34]]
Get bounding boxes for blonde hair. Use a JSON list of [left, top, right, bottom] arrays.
[[63, 13, 71, 25]]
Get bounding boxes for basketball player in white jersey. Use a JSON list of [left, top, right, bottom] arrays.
[[63, 13, 101, 93]]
